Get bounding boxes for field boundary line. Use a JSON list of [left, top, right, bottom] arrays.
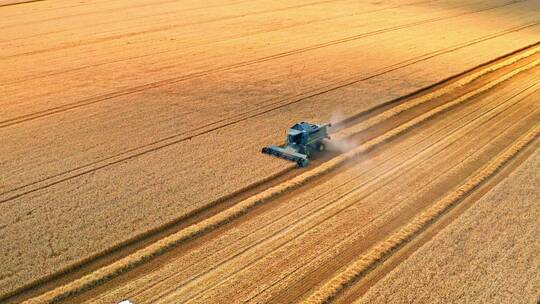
[[20, 57, 540, 304], [0, 0, 44, 8], [301, 122, 540, 304]]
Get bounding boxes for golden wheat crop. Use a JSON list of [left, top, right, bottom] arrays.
[[23, 57, 540, 304], [356, 146, 540, 304], [336, 46, 540, 140], [302, 124, 540, 304]]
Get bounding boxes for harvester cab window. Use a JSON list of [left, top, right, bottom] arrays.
[[289, 133, 302, 144]]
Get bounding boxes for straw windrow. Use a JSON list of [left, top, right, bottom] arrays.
[[302, 123, 540, 304], [22, 57, 540, 304]]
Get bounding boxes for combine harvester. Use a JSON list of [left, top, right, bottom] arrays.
[[262, 121, 331, 167]]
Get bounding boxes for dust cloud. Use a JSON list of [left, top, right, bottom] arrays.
[[326, 108, 360, 154]]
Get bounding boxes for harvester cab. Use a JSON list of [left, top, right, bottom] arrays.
[[262, 121, 331, 167]]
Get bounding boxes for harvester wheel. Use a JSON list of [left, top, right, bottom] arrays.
[[318, 143, 325, 152], [297, 159, 309, 167]]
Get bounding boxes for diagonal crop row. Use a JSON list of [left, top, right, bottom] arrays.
[[127, 86, 523, 303], [335, 45, 540, 140], [237, 86, 540, 304], [180, 87, 539, 304], [2, 1, 533, 129], [0, 0, 45, 8], [3, 41, 539, 204], [20, 55, 540, 304], [5, 33, 537, 304], [302, 122, 540, 304]]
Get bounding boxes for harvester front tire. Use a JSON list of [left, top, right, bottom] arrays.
[[318, 143, 325, 152]]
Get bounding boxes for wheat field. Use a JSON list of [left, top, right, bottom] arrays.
[[355, 146, 540, 304]]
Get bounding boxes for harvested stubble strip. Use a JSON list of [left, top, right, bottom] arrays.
[[15, 45, 529, 304], [22, 58, 540, 304], [12, 46, 539, 302], [336, 45, 540, 139], [302, 123, 540, 304]]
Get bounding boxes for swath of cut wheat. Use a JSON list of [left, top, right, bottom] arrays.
[[302, 123, 540, 304], [23, 56, 540, 304]]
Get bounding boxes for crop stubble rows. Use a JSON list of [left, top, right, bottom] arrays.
[[354, 146, 540, 304], [2, 0, 540, 302], [83, 81, 538, 303], [22, 53, 540, 302]]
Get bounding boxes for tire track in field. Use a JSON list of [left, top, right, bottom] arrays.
[[136, 86, 527, 304], [0, 0, 252, 30], [249, 89, 540, 304], [1, 28, 538, 208], [19, 57, 537, 304], [1, 0, 349, 57], [0, 3, 540, 128], [169, 82, 539, 304], [3, 0, 437, 84], [303, 110, 540, 304], [5, 67, 510, 304], [0, 0, 44, 8], [0, 27, 536, 211], [88, 51, 540, 302]]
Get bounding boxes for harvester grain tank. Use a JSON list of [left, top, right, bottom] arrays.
[[262, 122, 331, 167]]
